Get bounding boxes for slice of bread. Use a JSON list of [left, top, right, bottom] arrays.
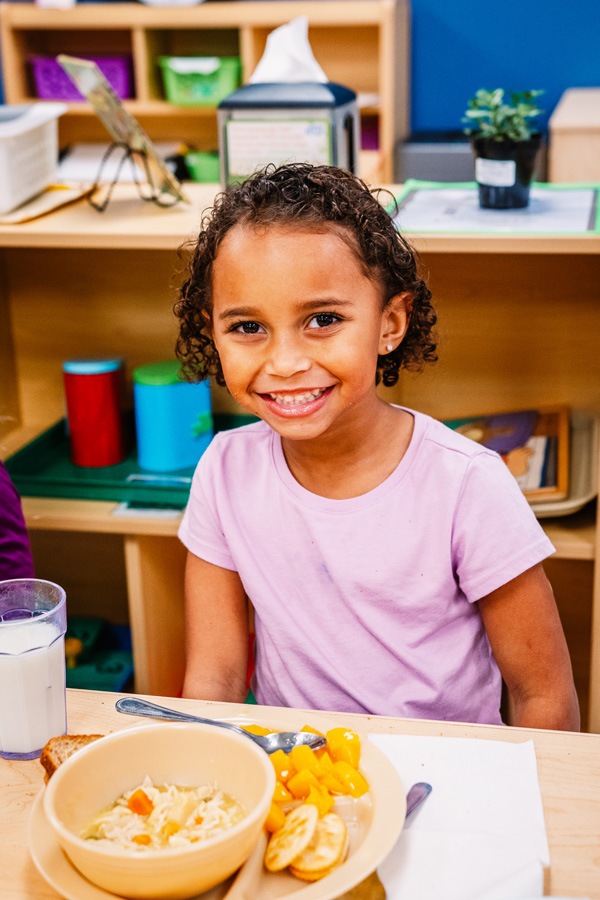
[[40, 734, 104, 781]]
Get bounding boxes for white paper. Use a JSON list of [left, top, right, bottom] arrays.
[[36, 0, 75, 8], [57, 142, 181, 184], [370, 734, 549, 900], [249, 16, 327, 84], [394, 187, 597, 234]]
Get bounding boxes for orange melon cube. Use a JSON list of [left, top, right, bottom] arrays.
[[287, 768, 320, 800]]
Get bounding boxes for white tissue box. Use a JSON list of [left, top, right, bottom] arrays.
[[0, 102, 67, 214]]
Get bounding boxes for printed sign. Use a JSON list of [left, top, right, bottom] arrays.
[[226, 119, 331, 179]]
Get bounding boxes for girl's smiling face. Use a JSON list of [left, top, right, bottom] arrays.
[[210, 224, 408, 444]]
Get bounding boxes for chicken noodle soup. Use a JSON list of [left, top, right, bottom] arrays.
[[81, 775, 246, 850]]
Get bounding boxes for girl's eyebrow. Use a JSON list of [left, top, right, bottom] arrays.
[[218, 299, 354, 320]]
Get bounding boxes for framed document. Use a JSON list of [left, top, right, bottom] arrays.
[[57, 54, 189, 206]]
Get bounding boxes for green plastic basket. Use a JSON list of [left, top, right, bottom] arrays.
[[158, 56, 241, 107], [185, 151, 220, 183]]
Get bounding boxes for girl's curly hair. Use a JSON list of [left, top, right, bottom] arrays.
[[174, 163, 437, 387]]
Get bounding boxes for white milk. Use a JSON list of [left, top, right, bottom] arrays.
[[0, 620, 66, 755]]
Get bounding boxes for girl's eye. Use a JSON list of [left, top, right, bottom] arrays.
[[232, 321, 264, 334], [308, 313, 340, 329]]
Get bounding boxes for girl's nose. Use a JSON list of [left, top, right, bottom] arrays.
[[263, 335, 311, 378]]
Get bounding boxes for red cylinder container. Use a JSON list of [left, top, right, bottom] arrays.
[[63, 359, 125, 467]]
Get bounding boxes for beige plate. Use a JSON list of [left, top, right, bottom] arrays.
[[29, 710, 406, 900]]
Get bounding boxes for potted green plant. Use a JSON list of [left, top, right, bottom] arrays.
[[463, 88, 544, 209]]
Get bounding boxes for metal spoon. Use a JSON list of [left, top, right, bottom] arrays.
[[115, 697, 327, 754], [405, 781, 432, 817]]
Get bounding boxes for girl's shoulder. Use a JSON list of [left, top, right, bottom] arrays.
[[189, 419, 275, 501], [405, 408, 500, 462], [199, 418, 274, 475], [212, 418, 271, 450]]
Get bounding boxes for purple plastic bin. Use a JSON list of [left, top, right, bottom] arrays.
[[30, 56, 133, 101]]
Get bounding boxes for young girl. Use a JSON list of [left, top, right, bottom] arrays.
[[175, 163, 579, 731]]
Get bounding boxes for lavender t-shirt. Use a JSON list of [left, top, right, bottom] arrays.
[[178, 410, 554, 724]]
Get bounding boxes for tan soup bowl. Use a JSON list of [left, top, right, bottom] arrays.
[[43, 721, 276, 899]]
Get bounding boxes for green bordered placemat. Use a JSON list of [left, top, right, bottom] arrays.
[[388, 179, 600, 235]]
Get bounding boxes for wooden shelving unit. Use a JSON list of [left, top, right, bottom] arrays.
[[0, 0, 409, 182]]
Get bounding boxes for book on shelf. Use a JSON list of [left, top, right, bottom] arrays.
[[443, 406, 570, 502]]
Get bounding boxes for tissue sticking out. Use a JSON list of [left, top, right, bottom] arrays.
[[249, 17, 327, 85], [217, 17, 361, 185]]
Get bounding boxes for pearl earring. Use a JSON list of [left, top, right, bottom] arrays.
[[385, 344, 394, 352]]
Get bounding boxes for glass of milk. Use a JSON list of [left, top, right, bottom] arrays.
[[0, 578, 67, 760]]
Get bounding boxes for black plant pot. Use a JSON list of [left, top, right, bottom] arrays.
[[472, 134, 542, 209]]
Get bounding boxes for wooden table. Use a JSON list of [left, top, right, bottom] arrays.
[[2, 690, 600, 899], [2, 184, 600, 728]]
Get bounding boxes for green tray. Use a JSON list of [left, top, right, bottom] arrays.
[[6, 413, 257, 506], [65, 617, 134, 692], [66, 650, 134, 692]]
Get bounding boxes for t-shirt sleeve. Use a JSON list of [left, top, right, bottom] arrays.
[[452, 450, 555, 602], [178, 438, 237, 572]]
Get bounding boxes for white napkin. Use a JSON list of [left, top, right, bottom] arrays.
[[370, 734, 549, 900], [249, 16, 327, 84]]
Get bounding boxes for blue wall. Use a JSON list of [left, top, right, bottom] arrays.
[[410, 0, 600, 134]]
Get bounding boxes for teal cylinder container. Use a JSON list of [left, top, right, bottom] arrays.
[[132, 360, 213, 472]]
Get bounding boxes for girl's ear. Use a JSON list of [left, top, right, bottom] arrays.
[[201, 309, 213, 338], [379, 292, 412, 355]]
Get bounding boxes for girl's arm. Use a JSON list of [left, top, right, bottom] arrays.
[[182, 551, 250, 703], [478, 562, 580, 731]]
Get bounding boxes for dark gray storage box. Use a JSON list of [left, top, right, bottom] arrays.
[[395, 131, 547, 183]]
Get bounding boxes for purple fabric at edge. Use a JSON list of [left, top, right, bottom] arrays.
[[0, 461, 35, 580]]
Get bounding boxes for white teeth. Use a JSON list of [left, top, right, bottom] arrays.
[[268, 389, 326, 406]]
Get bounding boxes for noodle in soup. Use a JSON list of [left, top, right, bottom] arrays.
[[81, 775, 246, 850]]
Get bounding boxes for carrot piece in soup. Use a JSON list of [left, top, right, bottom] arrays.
[[127, 789, 154, 816], [132, 833, 152, 845]]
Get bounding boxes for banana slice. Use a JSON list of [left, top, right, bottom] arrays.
[[264, 804, 319, 872], [288, 812, 347, 879]]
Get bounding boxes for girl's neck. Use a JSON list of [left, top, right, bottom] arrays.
[[280, 402, 414, 500]]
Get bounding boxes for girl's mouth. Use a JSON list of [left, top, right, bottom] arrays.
[[258, 386, 333, 417]]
